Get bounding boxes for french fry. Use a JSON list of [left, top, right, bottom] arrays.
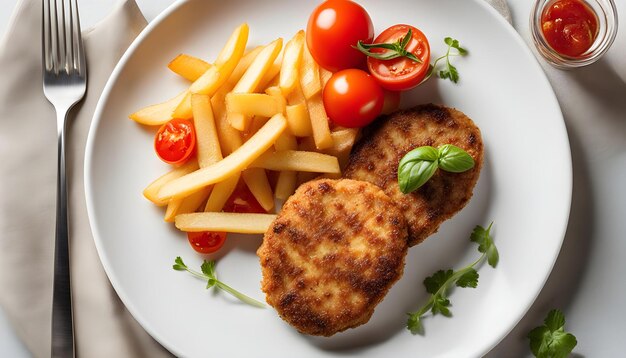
[[168, 54, 211, 82], [129, 90, 188, 126], [172, 91, 193, 119], [190, 23, 249, 95], [329, 128, 359, 154], [191, 94, 223, 168], [320, 67, 333, 88], [226, 112, 250, 132], [244, 116, 270, 140], [205, 172, 240, 212], [279, 30, 305, 96], [257, 51, 283, 90], [251, 150, 340, 174], [143, 160, 199, 206], [274, 171, 297, 200], [274, 130, 297, 151], [299, 45, 322, 99], [175, 212, 277, 234], [222, 46, 264, 91], [273, 129, 298, 200], [307, 93, 333, 149], [242, 168, 274, 211], [157, 113, 287, 201], [211, 93, 243, 155], [164, 187, 211, 222], [285, 102, 312, 137], [226, 93, 285, 118], [233, 38, 283, 94]]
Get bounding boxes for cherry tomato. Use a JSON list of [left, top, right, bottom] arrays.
[[323, 69, 384, 128], [154, 118, 196, 165], [223, 181, 267, 214], [541, 0, 598, 57], [366, 25, 430, 91], [187, 231, 226, 254], [307, 0, 374, 72]]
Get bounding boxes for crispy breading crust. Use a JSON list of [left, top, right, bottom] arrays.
[[344, 104, 484, 246], [258, 179, 408, 336]]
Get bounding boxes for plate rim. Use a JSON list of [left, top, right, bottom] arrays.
[[84, 0, 573, 356]]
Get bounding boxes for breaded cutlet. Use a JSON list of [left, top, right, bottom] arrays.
[[344, 104, 483, 246], [257, 178, 408, 336]]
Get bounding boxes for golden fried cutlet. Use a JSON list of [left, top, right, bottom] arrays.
[[257, 178, 408, 336], [344, 104, 484, 247]]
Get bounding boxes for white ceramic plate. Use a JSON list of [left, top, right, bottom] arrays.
[[85, 0, 572, 357]]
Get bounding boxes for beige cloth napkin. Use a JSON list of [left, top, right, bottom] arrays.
[[0, 0, 170, 357], [0, 0, 511, 357]]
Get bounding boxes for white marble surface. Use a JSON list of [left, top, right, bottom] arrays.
[[0, 0, 624, 357]]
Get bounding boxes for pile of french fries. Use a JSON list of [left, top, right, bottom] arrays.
[[130, 24, 359, 236]]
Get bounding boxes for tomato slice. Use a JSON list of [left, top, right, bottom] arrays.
[[306, 0, 374, 72], [187, 231, 226, 254], [323, 69, 384, 128], [154, 118, 196, 165], [366, 25, 431, 91], [223, 181, 267, 214]]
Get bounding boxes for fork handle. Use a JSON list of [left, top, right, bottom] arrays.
[[51, 109, 75, 358]]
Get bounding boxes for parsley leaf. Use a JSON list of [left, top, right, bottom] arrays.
[[470, 222, 499, 267], [406, 223, 498, 334], [528, 309, 578, 358], [456, 268, 479, 288], [425, 37, 468, 83], [173, 257, 265, 308]]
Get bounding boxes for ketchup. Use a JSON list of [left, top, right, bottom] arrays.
[[541, 0, 599, 57]]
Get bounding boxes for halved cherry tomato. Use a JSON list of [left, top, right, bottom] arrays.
[[323, 69, 384, 128], [186, 182, 265, 254], [154, 118, 196, 165], [307, 0, 374, 72], [223, 181, 267, 214], [366, 25, 431, 91], [187, 231, 226, 254]]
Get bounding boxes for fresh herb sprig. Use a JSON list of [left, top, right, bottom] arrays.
[[407, 223, 498, 334], [528, 309, 578, 358], [173, 257, 265, 308], [398, 144, 474, 194], [355, 29, 422, 63], [425, 37, 468, 83]]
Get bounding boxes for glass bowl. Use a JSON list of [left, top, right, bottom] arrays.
[[530, 0, 619, 69]]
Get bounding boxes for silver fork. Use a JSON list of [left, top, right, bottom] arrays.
[[42, 0, 87, 357]]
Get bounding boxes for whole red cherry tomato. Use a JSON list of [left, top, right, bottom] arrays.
[[323, 69, 384, 128], [154, 118, 196, 165], [366, 25, 431, 91], [307, 0, 374, 72]]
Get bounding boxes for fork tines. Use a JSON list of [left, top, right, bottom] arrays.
[[42, 0, 85, 76]]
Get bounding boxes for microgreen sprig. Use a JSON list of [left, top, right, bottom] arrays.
[[173, 257, 265, 308], [425, 37, 468, 83], [407, 223, 498, 334], [355, 29, 422, 63]]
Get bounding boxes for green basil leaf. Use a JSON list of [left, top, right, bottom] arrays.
[[398, 146, 439, 194], [401, 146, 440, 163], [437, 144, 474, 173]]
